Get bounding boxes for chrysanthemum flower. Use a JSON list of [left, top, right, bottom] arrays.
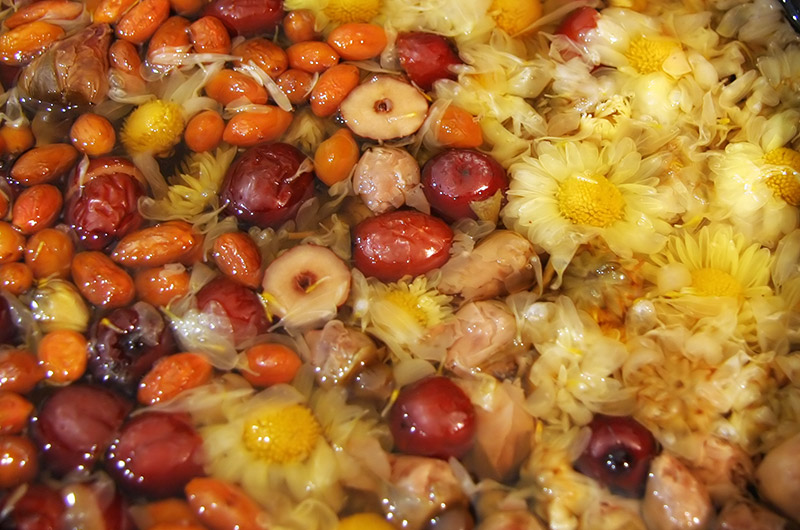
[[170, 375, 390, 526], [350, 270, 453, 359], [503, 137, 675, 282], [757, 44, 800, 108], [708, 110, 800, 247]]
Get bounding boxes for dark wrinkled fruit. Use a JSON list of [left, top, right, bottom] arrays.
[[105, 412, 204, 498], [65, 172, 143, 250], [30, 384, 132, 476], [0, 295, 17, 344], [389, 376, 476, 459], [574, 414, 658, 498], [89, 301, 176, 393], [196, 276, 270, 345], [203, 0, 283, 36], [422, 148, 508, 222], [221, 142, 314, 228], [395, 32, 462, 91], [353, 210, 453, 282]]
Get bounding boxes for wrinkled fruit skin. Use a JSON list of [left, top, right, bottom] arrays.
[[395, 32, 462, 91], [389, 376, 476, 459], [221, 142, 314, 228], [203, 0, 283, 36], [89, 301, 176, 394], [422, 148, 508, 222], [196, 276, 270, 345], [30, 384, 132, 476], [65, 172, 144, 251], [352, 210, 454, 282], [573, 414, 658, 498], [105, 412, 205, 498]]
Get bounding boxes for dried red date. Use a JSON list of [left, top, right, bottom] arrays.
[[396, 32, 462, 91], [202, 0, 283, 36], [196, 276, 269, 345], [353, 210, 454, 282]]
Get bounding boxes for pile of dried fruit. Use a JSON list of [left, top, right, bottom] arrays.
[[1, 0, 800, 528]]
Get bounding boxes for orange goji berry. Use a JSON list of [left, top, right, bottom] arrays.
[[276, 68, 314, 105], [147, 15, 191, 64], [111, 221, 200, 268], [24, 228, 74, 279], [310, 63, 360, 118], [0, 262, 34, 295], [232, 38, 288, 79], [71, 251, 135, 308], [137, 353, 213, 405], [189, 16, 231, 55], [283, 9, 317, 44], [212, 231, 263, 288], [12, 184, 62, 235], [0, 350, 44, 394], [286, 41, 339, 73], [70, 114, 116, 156], [205, 69, 268, 106], [0, 392, 33, 435], [5, 0, 83, 29], [135, 498, 202, 527], [93, 0, 137, 24], [186, 478, 267, 530], [10, 143, 80, 186], [0, 221, 25, 264], [109, 39, 142, 75], [434, 104, 483, 148], [168, 0, 203, 15], [0, 435, 38, 488], [222, 108, 294, 147], [240, 343, 302, 387], [0, 125, 34, 154], [115, 0, 170, 45], [184, 110, 225, 153], [327, 23, 387, 61], [134, 265, 191, 307], [37, 329, 88, 384], [0, 21, 64, 66], [314, 128, 360, 186]]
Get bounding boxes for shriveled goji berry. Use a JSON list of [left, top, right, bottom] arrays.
[[37, 329, 88, 384], [137, 352, 213, 405], [240, 343, 302, 387]]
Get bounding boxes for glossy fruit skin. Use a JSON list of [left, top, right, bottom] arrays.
[[195, 276, 270, 345], [65, 172, 144, 250], [0, 483, 65, 530], [88, 301, 176, 394], [389, 376, 476, 459], [105, 412, 204, 498], [202, 0, 283, 36], [0, 295, 17, 344], [555, 6, 599, 42], [421, 149, 508, 222], [573, 414, 658, 498], [30, 384, 132, 476], [221, 142, 314, 228], [395, 32, 462, 91], [353, 210, 453, 282]]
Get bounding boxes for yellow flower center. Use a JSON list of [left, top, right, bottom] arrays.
[[690, 268, 741, 297], [763, 147, 800, 205], [121, 99, 185, 156], [324, 0, 381, 23], [384, 290, 430, 327], [624, 37, 674, 74], [557, 174, 625, 227], [490, 0, 542, 36], [242, 404, 321, 464]]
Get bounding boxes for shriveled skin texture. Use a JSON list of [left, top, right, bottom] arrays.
[[642, 453, 713, 530], [714, 499, 788, 530], [756, 432, 800, 523], [20, 24, 111, 106], [444, 300, 519, 377], [352, 146, 420, 214]]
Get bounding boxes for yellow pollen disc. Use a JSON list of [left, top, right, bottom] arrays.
[[557, 173, 625, 227], [763, 148, 800, 205], [121, 100, 185, 156], [624, 37, 675, 75], [324, 0, 381, 23], [242, 404, 321, 464], [383, 290, 429, 326], [690, 268, 741, 297], [489, 0, 543, 36]]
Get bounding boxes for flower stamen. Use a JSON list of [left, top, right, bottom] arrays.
[[242, 404, 320, 464], [624, 37, 675, 75], [324, 0, 381, 24], [557, 173, 625, 227], [690, 268, 741, 298]]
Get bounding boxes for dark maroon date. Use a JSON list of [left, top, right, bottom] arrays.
[[421, 149, 508, 222], [389, 376, 476, 459], [396, 32, 462, 91], [30, 384, 132, 476], [203, 0, 284, 36], [195, 276, 270, 345], [0, 484, 64, 530], [105, 412, 205, 498], [353, 210, 453, 282], [221, 142, 314, 228], [0, 295, 17, 344], [573, 414, 658, 498]]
